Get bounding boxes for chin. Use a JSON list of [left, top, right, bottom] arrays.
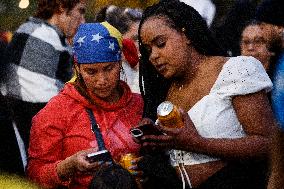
[[93, 91, 110, 98], [161, 71, 174, 79]]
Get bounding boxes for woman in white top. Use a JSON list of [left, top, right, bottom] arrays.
[[137, 0, 276, 188]]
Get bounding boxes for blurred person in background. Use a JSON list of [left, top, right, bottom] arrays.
[[240, 19, 282, 76], [255, 0, 284, 130], [212, 0, 259, 56], [178, 0, 216, 27], [1, 0, 86, 172], [0, 30, 25, 175], [95, 5, 142, 94], [255, 0, 284, 188]]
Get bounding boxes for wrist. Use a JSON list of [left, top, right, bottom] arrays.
[[56, 156, 75, 182]]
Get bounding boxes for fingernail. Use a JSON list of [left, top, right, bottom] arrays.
[[129, 165, 137, 170], [131, 160, 136, 164]]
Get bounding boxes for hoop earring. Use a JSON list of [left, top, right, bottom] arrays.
[[120, 64, 127, 83]]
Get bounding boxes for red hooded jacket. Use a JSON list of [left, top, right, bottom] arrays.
[[27, 82, 143, 188]]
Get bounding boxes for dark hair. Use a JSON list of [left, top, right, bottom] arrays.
[[94, 5, 142, 34], [88, 164, 138, 189], [138, 0, 227, 120], [242, 19, 263, 30], [255, 0, 284, 27], [35, 0, 81, 20]]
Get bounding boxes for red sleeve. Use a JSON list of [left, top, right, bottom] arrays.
[[27, 98, 70, 188]]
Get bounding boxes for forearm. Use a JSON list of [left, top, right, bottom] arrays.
[[268, 130, 284, 189], [56, 156, 76, 181], [189, 135, 270, 160]]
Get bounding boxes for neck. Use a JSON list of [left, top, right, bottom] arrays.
[[104, 86, 122, 103], [47, 15, 58, 27], [174, 53, 208, 87]]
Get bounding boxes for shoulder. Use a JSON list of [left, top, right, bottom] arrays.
[[34, 88, 81, 122], [16, 18, 67, 51], [224, 56, 263, 69]]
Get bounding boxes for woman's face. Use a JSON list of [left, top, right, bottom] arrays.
[[240, 25, 271, 70], [58, 1, 86, 39], [140, 17, 191, 79], [123, 21, 140, 49], [79, 62, 121, 102]]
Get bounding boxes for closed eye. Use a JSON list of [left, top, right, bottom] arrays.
[[104, 64, 114, 72], [85, 69, 97, 75]]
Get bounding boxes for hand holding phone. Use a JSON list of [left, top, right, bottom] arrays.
[[130, 124, 163, 141], [86, 150, 112, 163]]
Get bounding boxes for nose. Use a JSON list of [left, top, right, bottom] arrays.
[[149, 47, 159, 64], [247, 43, 255, 50], [95, 72, 108, 86]]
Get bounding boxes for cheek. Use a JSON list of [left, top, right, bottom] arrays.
[[83, 77, 94, 89]]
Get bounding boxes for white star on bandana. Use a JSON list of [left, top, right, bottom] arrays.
[[91, 33, 103, 43], [77, 36, 86, 46], [109, 41, 115, 51]]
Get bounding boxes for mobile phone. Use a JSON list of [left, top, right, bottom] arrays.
[[130, 124, 163, 140], [86, 150, 112, 163]]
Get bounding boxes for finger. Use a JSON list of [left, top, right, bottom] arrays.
[[81, 148, 99, 158], [131, 156, 143, 165], [139, 118, 154, 126], [156, 124, 181, 135], [131, 135, 141, 144], [128, 165, 138, 170], [179, 108, 191, 123], [141, 134, 173, 143], [139, 176, 149, 183], [142, 141, 172, 149]]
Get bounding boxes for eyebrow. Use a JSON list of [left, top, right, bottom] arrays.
[[150, 35, 164, 44]]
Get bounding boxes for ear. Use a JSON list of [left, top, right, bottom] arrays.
[[119, 61, 123, 69], [57, 3, 66, 14], [182, 33, 191, 46]]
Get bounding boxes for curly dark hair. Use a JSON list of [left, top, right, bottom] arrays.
[[138, 0, 227, 120], [35, 0, 81, 20]]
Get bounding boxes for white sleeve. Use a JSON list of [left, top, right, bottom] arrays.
[[211, 56, 273, 99]]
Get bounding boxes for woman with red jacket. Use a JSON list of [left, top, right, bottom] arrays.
[[27, 22, 143, 189]]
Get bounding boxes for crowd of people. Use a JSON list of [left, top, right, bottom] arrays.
[[0, 0, 283, 188]]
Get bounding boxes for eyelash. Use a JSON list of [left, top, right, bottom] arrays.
[[86, 70, 96, 75], [156, 42, 165, 48], [105, 66, 113, 71]]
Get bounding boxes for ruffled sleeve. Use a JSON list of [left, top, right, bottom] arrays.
[[211, 56, 273, 99]]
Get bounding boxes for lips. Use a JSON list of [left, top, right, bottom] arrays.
[[95, 88, 110, 93], [156, 63, 167, 73]]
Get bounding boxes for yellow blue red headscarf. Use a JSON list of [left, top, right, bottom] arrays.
[[73, 22, 122, 64]]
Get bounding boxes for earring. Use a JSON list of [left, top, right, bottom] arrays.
[[182, 27, 186, 32], [120, 64, 127, 83]]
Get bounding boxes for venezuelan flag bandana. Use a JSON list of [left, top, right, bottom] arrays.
[[73, 22, 122, 64]]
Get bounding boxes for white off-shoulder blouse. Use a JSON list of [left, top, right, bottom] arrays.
[[169, 56, 273, 166]]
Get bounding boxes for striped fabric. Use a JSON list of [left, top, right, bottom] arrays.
[[3, 17, 73, 103]]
